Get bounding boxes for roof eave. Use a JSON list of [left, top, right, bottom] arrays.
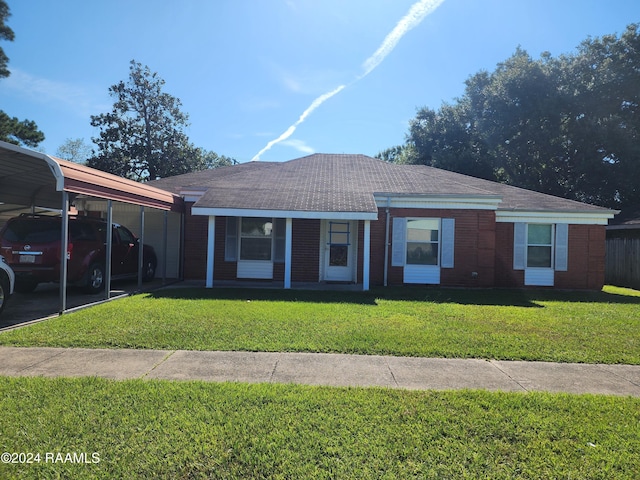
[[191, 206, 378, 221]]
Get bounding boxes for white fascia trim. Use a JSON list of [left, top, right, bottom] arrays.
[[496, 210, 617, 225], [191, 207, 378, 221], [180, 190, 207, 203], [374, 194, 502, 211]]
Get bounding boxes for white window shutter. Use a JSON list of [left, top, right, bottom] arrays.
[[391, 217, 406, 267], [513, 223, 526, 270], [225, 217, 238, 261], [441, 218, 455, 268], [555, 223, 568, 271]]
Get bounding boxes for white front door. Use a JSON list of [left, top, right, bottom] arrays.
[[323, 220, 356, 282]]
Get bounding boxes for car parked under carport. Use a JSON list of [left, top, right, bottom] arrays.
[[0, 140, 183, 315]]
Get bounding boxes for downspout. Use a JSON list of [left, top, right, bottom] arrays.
[[383, 196, 391, 287]]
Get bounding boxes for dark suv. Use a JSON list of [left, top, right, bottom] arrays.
[[0, 214, 157, 293]]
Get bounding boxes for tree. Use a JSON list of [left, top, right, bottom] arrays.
[[375, 144, 416, 164], [403, 24, 640, 210], [200, 149, 237, 169], [0, 111, 44, 147], [0, 0, 14, 79], [0, 1, 44, 147], [56, 138, 92, 164], [88, 60, 205, 181]]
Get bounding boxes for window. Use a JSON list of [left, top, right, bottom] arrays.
[[328, 222, 350, 267], [527, 224, 553, 268], [115, 226, 136, 245], [240, 217, 272, 261], [406, 219, 439, 266]]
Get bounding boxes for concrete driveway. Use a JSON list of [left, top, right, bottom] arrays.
[[0, 279, 169, 330]]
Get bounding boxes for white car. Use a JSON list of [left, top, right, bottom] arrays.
[[0, 255, 15, 316]]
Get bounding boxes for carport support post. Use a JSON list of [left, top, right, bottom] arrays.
[[162, 210, 168, 285], [104, 200, 113, 299], [138, 206, 145, 290], [59, 192, 70, 314]]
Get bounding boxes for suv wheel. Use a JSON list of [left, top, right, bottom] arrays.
[[142, 257, 156, 282], [85, 263, 105, 294]]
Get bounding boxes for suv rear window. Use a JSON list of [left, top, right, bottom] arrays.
[[2, 219, 61, 243]]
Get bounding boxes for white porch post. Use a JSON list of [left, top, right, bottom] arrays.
[[363, 220, 370, 291], [284, 217, 293, 288], [206, 216, 215, 288]]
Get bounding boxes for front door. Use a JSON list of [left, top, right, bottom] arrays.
[[323, 220, 356, 282]]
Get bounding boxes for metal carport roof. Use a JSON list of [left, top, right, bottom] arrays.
[[0, 140, 184, 315], [0, 140, 183, 212]]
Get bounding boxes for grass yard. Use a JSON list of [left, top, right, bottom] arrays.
[[0, 285, 639, 364], [1, 377, 639, 479]]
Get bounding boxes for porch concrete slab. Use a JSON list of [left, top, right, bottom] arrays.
[[0, 347, 169, 380], [147, 350, 281, 383], [272, 353, 397, 388], [386, 357, 524, 392], [490, 361, 640, 396]]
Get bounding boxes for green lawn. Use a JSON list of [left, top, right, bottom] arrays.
[[1, 377, 639, 479], [1, 285, 639, 364]]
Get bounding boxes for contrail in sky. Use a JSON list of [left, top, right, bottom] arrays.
[[251, 0, 445, 161]]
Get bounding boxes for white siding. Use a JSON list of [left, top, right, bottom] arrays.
[[110, 204, 181, 278], [525, 268, 554, 286], [237, 260, 273, 279], [403, 265, 440, 284]]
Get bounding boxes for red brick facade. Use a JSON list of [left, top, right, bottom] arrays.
[[182, 203, 607, 290]]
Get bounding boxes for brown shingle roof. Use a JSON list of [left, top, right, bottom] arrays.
[[150, 153, 613, 215]]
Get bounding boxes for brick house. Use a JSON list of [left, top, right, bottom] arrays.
[[151, 154, 616, 290]]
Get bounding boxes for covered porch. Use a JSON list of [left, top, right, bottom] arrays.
[[192, 210, 376, 291]]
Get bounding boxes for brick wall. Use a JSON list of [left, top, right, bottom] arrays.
[[291, 219, 320, 282], [555, 225, 606, 290], [182, 202, 208, 280], [494, 222, 607, 290], [373, 208, 497, 287], [183, 207, 607, 290], [494, 222, 524, 287]]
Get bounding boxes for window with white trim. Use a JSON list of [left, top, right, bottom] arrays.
[[526, 224, 553, 268], [240, 217, 273, 261], [406, 219, 440, 266]]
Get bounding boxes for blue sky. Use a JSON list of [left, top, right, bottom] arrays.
[[0, 0, 638, 164]]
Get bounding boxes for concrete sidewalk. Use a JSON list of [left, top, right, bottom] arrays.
[[0, 346, 639, 396]]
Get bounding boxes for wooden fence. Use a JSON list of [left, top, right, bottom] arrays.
[[605, 237, 640, 289]]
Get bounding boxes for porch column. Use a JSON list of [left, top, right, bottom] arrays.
[[206, 215, 215, 288], [363, 220, 370, 291], [284, 217, 293, 288]]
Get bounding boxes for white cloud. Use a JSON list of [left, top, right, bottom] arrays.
[[281, 138, 315, 154], [1, 68, 108, 117]]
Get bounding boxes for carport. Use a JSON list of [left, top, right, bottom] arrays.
[[0, 140, 184, 314]]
